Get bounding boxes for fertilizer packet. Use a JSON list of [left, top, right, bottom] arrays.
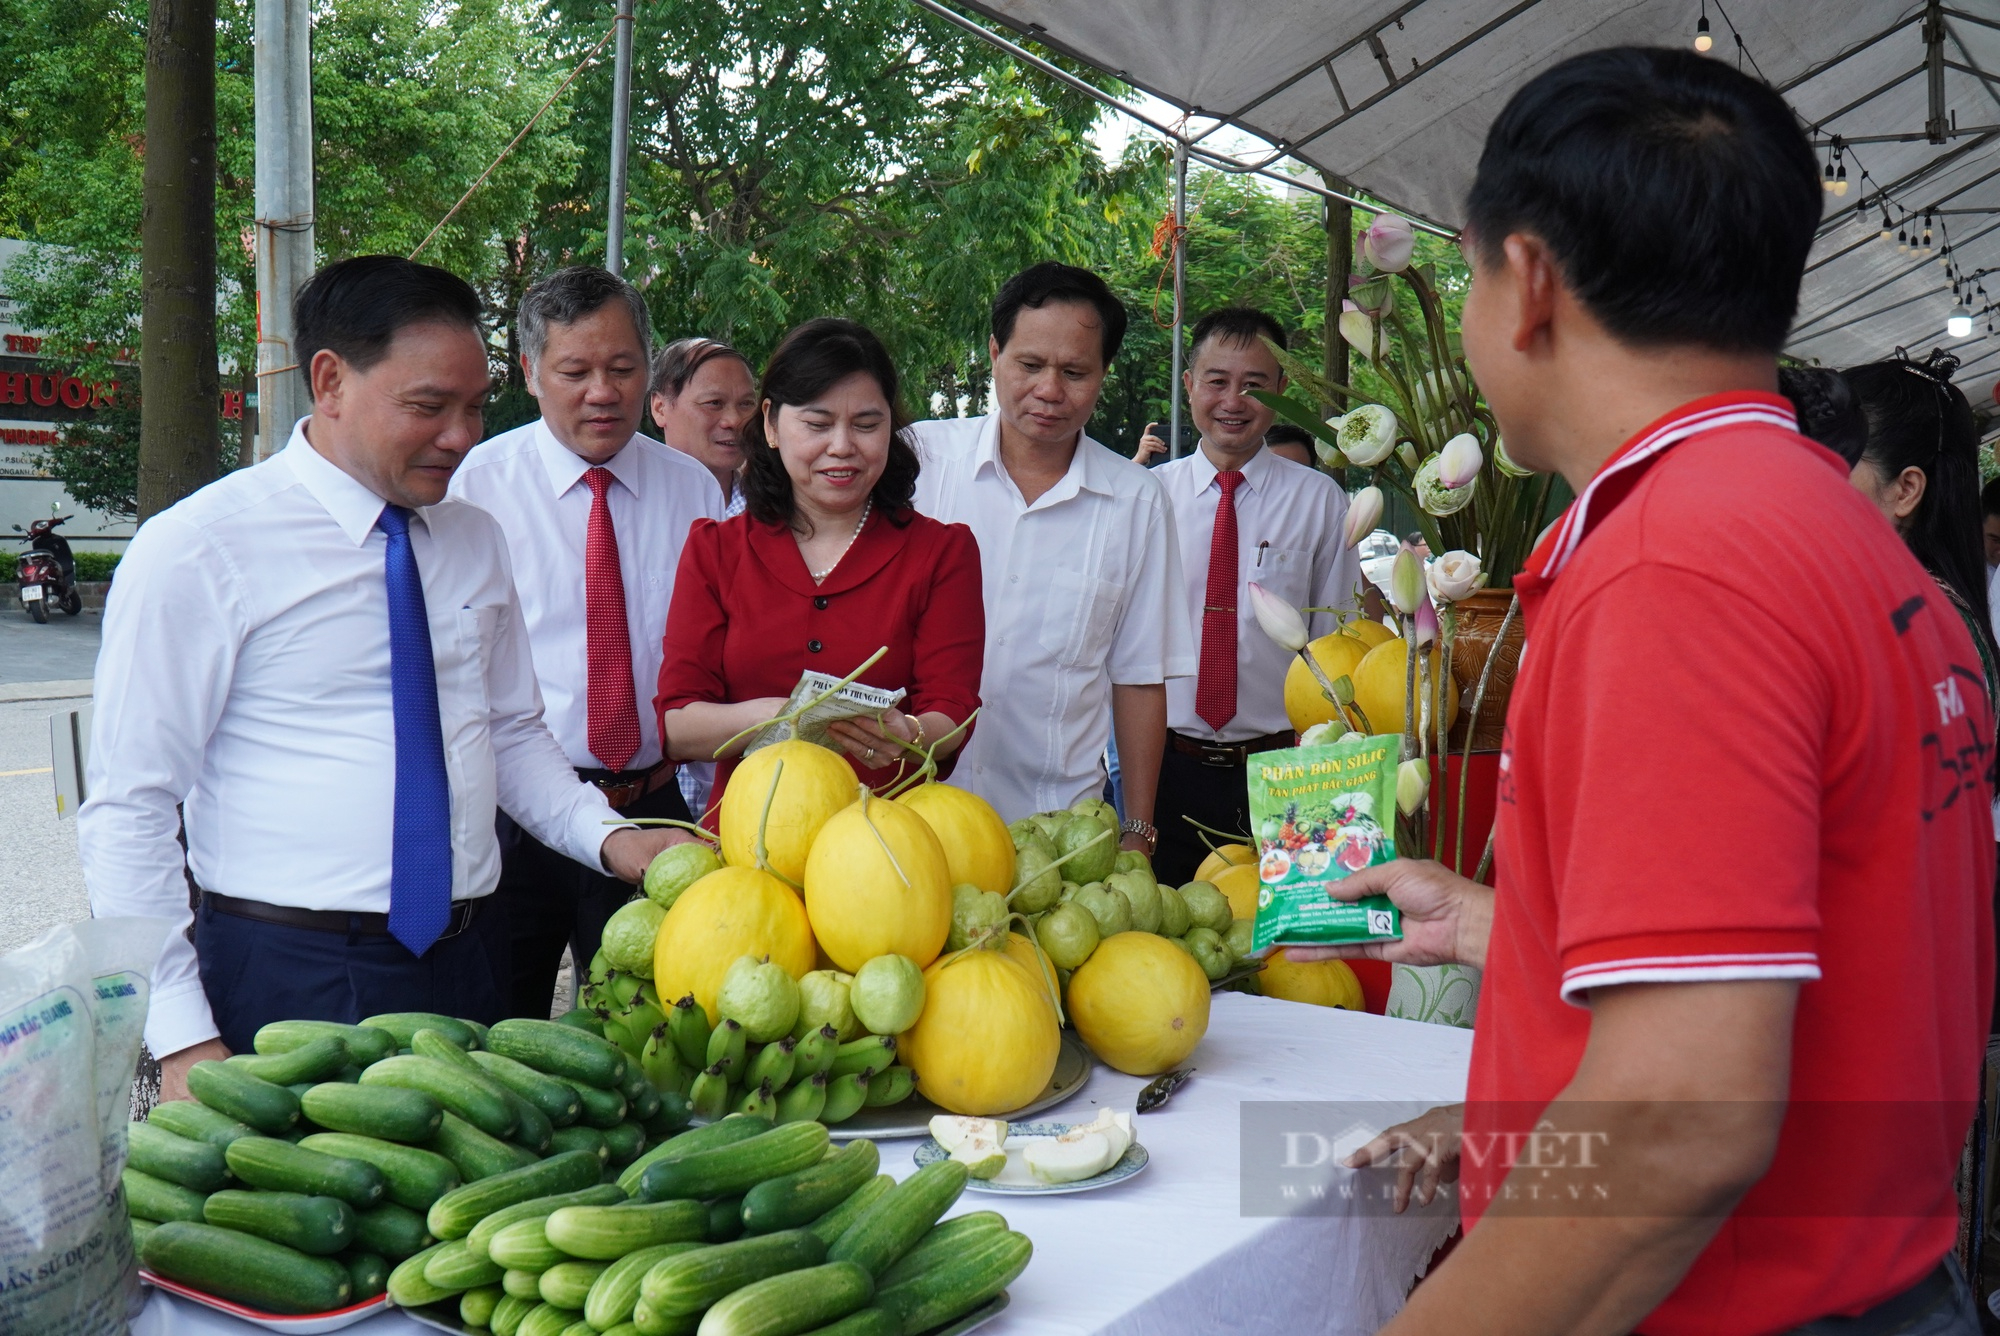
[[1248, 734, 1405, 952], [747, 670, 907, 755], [0, 917, 171, 1336]]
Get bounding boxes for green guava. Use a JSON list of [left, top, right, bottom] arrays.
[[601, 898, 667, 977], [794, 969, 860, 1042], [643, 842, 722, 911], [716, 954, 802, 1043], [948, 883, 1009, 952], [850, 955, 926, 1035], [1036, 901, 1101, 971]]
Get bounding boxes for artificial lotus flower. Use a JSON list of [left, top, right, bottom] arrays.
[[1338, 300, 1376, 358], [1411, 597, 1440, 648], [1412, 453, 1476, 516], [1494, 435, 1534, 479], [1396, 441, 1421, 472], [1341, 485, 1384, 549], [1427, 549, 1484, 602], [1396, 757, 1431, 817], [1362, 214, 1416, 273], [1438, 433, 1483, 489], [1335, 403, 1398, 467], [1388, 546, 1426, 615], [1247, 582, 1309, 653]]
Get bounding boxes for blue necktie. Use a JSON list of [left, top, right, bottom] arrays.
[[377, 506, 453, 957]]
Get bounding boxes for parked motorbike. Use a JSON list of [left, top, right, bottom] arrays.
[[13, 515, 80, 624]]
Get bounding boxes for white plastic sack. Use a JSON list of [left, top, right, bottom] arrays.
[[0, 917, 170, 1336]]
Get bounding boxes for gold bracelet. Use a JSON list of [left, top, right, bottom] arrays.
[[911, 716, 928, 752]]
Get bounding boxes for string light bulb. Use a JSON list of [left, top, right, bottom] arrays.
[[1833, 161, 1848, 196], [1898, 226, 1910, 253], [1948, 303, 1973, 338], [1822, 160, 1835, 192], [1694, 7, 1712, 51], [1879, 210, 1894, 240]]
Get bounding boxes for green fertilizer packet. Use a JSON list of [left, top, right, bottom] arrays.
[[1248, 733, 1405, 952]]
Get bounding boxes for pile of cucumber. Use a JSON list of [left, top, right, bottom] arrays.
[[582, 969, 917, 1127]]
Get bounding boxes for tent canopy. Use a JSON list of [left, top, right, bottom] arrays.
[[940, 0, 2000, 409]]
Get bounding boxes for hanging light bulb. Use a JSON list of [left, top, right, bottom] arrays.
[[1923, 211, 1934, 252], [1822, 160, 1835, 192], [1694, 10, 1713, 51], [1879, 210, 1894, 241], [1948, 303, 1973, 338], [1833, 161, 1848, 197], [1898, 226, 1910, 253]]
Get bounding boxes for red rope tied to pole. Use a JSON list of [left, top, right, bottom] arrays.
[[1150, 207, 1185, 329]]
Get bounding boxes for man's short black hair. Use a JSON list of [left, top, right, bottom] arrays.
[[1189, 307, 1287, 361], [1981, 477, 2000, 520], [295, 255, 483, 398], [990, 262, 1128, 367], [1265, 423, 1314, 449], [1465, 47, 1820, 354]]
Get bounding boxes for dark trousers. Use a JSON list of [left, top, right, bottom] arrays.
[[1778, 1256, 1977, 1335], [495, 778, 691, 1021], [195, 894, 510, 1056], [1154, 744, 1253, 887]]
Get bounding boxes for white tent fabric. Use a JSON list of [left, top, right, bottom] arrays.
[[949, 0, 2000, 409]]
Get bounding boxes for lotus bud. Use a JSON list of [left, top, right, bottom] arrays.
[[1411, 453, 1475, 516], [1298, 721, 1339, 748], [1349, 275, 1395, 319], [1411, 597, 1439, 648], [1388, 546, 1425, 615], [1494, 436, 1534, 479], [1247, 582, 1309, 653], [1336, 404, 1397, 467], [1314, 433, 1349, 469], [1341, 486, 1384, 548], [1338, 301, 1376, 357], [1396, 441, 1421, 471], [1427, 550, 1483, 603], [1438, 433, 1483, 489], [1396, 757, 1431, 817], [1361, 215, 1416, 274]]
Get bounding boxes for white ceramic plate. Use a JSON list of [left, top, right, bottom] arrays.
[[825, 1032, 1093, 1140], [402, 1290, 1012, 1335], [142, 1272, 388, 1333], [913, 1119, 1151, 1195]]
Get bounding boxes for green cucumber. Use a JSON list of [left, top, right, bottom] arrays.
[[632, 1295, 700, 1336], [300, 1082, 444, 1144], [353, 1201, 434, 1258], [141, 1220, 352, 1315], [492, 1292, 536, 1336], [286, 1081, 318, 1100], [872, 1229, 1031, 1335], [741, 1137, 880, 1235], [427, 1237, 508, 1290], [470, 1050, 583, 1126], [561, 1078, 628, 1130], [806, 1176, 892, 1248], [345, 1251, 390, 1300], [131, 1217, 160, 1253], [388, 1242, 461, 1307], [187, 1060, 301, 1134], [148, 1099, 257, 1148], [225, 1035, 350, 1085], [504, 1267, 546, 1299], [488, 1218, 568, 1271], [256, 1019, 398, 1066], [360, 1055, 517, 1140], [427, 1149, 604, 1240], [546, 1125, 608, 1166], [615, 1115, 771, 1194], [637, 1121, 829, 1203], [826, 1162, 968, 1278], [121, 1168, 207, 1224], [518, 1303, 584, 1336], [556, 1009, 606, 1036], [708, 1196, 747, 1242], [361, 1011, 481, 1049], [127, 1121, 229, 1192], [299, 1133, 460, 1212], [487, 1019, 628, 1089], [225, 1135, 386, 1208], [602, 1121, 646, 1166], [626, 1081, 662, 1125], [699, 1259, 874, 1336], [202, 1189, 354, 1256], [640, 1229, 826, 1317], [461, 1283, 503, 1327], [644, 1090, 694, 1138], [875, 1212, 1007, 1289], [793, 1310, 896, 1336], [429, 1111, 542, 1181], [544, 1200, 706, 1260], [465, 1183, 627, 1260], [539, 1259, 610, 1310], [581, 1243, 705, 1331], [412, 1031, 556, 1154]]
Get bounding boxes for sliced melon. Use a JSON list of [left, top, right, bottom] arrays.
[[950, 1134, 1008, 1180], [1025, 1129, 1116, 1184], [929, 1115, 1009, 1152]]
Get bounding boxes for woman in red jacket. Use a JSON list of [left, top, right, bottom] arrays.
[[656, 318, 983, 813]]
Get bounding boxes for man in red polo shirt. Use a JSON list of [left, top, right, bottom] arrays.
[[1295, 47, 1995, 1334]]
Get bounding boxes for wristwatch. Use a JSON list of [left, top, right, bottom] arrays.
[[1120, 818, 1159, 855]]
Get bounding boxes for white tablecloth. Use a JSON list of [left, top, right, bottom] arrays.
[[135, 994, 1472, 1336]]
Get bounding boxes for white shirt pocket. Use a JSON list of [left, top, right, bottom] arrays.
[[1254, 545, 1314, 607], [453, 604, 504, 720], [1037, 566, 1122, 668]]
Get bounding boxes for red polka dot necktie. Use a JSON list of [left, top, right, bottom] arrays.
[[1195, 469, 1244, 733], [582, 467, 640, 774]]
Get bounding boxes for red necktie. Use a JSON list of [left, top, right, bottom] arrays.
[[582, 467, 640, 773], [1195, 469, 1243, 733]]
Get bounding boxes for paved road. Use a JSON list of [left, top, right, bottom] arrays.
[[0, 694, 90, 952], [0, 602, 102, 683]]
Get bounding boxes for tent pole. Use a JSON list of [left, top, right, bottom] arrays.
[[1169, 139, 1189, 460], [1324, 191, 1352, 416], [606, 0, 635, 275], [254, 0, 313, 460]]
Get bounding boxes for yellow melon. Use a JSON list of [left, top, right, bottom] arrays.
[[652, 866, 816, 1019], [718, 740, 856, 885], [1350, 638, 1457, 738], [900, 950, 1061, 1115], [1210, 863, 1262, 921], [1001, 931, 1061, 1020], [895, 783, 1015, 896], [803, 791, 953, 972], [1257, 950, 1365, 1010], [1066, 932, 1210, 1075], [1283, 634, 1373, 733], [1192, 844, 1254, 884], [1342, 618, 1396, 649]]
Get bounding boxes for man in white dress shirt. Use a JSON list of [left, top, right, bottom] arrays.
[[910, 262, 1195, 849], [1147, 308, 1358, 883], [79, 256, 681, 1099], [450, 268, 720, 1019]]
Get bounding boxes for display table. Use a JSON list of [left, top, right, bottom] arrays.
[[135, 994, 1472, 1336]]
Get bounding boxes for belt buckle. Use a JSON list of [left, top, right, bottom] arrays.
[[435, 899, 475, 942], [1199, 744, 1238, 768]]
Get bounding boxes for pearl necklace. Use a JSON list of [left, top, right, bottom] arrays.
[[809, 499, 871, 584]]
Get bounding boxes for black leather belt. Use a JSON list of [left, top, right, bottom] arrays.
[[1167, 729, 1297, 768], [578, 760, 676, 811], [200, 890, 480, 940]]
